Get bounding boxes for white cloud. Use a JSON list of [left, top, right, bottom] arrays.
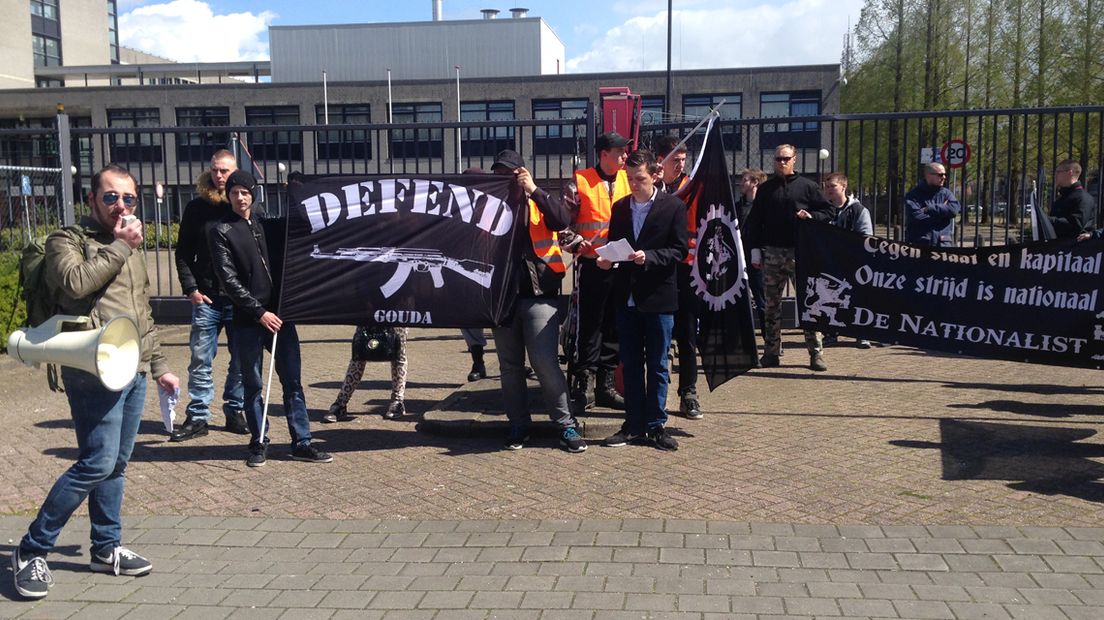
[[567, 0, 863, 73], [118, 0, 276, 62]]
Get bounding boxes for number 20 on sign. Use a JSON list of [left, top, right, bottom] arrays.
[[940, 139, 971, 169]]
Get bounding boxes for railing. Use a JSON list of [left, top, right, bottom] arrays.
[[2, 105, 1101, 304]]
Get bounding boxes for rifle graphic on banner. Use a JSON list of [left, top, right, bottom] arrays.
[[311, 245, 495, 298]]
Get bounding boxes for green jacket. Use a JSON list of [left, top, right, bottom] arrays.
[[45, 216, 170, 379]]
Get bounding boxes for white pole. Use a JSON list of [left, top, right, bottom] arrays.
[[658, 99, 726, 167], [322, 70, 329, 125], [386, 68, 393, 123], [260, 330, 279, 444], [455, 65, 462, 171]]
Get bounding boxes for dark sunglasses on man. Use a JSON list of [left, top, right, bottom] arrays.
[[102, 191, 139, 207]]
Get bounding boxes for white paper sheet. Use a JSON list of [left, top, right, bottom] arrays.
[[594, 238, 636, 262], [159, 386, 180, 433]]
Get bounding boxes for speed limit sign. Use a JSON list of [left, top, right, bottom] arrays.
[[940, 139, 971, 169]]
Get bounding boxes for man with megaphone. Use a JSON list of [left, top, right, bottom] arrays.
[[10, 164, 181, 600]]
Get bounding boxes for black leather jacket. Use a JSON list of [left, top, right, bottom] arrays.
[[208, 211, 274, 324]]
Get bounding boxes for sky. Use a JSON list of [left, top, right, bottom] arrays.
[[117, 0, 864, 73]]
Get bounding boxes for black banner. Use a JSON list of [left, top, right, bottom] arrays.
[[797, 221, 1104, 369], [279, 174, 522, 327], [677, 120, 759, 390]]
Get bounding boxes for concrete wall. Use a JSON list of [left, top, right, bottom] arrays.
[[0, 0, 36, 89], [59, 0, 110, 67]]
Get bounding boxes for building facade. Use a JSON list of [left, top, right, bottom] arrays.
[[0, 0, 118, 89]]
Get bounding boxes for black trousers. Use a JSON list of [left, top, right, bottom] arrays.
[[574, 257, 619, 376], [673, 262, 700, 395]]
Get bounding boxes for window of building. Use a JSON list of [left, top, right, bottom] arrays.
[[0, 117, 59, 168], [316, 104, 372, 160], [760, 91, 821, 149], [389, 103, 443, 159], [460, 101, 515, 158], [245, 106, 303, 161], [533, 98, 587, 156], [176, 107, 230, 162], [32, 34, 62, 67], [35, 77, 63, 88], [683, 94, 742, 152], [107, 108, 163, 163], [108, 0, 120, 64], [30, 0, 58, 20], [640, 96, 665, 126]]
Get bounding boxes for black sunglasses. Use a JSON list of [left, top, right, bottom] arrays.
[[102, 191, 138, 207], [775, 156, 794, 163]]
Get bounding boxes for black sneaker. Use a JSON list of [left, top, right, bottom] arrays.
[[224, 410, 249, 435], [503, 429, 529, 451], [604, 428, 641, 447], [467, 362, 487, 382], [679, 393, 703, 420], [759, 354, 780, 368], [90, 546, 152, 576], [11, 548, 51, 599], [383, 399, 405, 419], [290, 444, 334, 463], [169, 417, 208, 442], [560, 427, 587, 453], [247, 442, 267, 468], [647, 427, 679, 451]]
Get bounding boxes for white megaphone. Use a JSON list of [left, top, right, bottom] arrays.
[[7, 315, 142, 391]]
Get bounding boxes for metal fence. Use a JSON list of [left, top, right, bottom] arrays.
[[2, 105, 1102, 302]]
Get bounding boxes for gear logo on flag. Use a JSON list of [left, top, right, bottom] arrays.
[[691, 204, 746, 311]]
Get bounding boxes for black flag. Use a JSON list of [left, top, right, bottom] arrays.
[[278, 173, 522, 327], [676, 119, 759, 390]]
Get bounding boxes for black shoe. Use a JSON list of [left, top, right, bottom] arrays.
[[525, 366, 538, 380], [169, 418, 208, 442], [679, 393, 703, 420], [11, 548, 51, 599], [560, 427, 587, 453], [857, 340, 872, 349], [759, 354, 780, 368], [467, 362, 487, 382], [225, 410, 249, 435], [570, 373, 594, 411], [503, 429, 529, 451], [809, 353, 828, 372], [647, 427, 679, 451], [604, 427, 641, 447], [383, 399, 405, 419], [322, 403, 351, 424], [595, 370, 625, 410], [90, 546, 152, 576], [823, 334, 839, 347], [247, 442, 267, 468], [290, 443, 334, 463]]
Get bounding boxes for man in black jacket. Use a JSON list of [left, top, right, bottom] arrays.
[[1049, 160, 1098, 238], [172, 149, 246, 440], [746, 144, 835, 371], [597, 149, 689, 451], [209, 170, 332, 468]]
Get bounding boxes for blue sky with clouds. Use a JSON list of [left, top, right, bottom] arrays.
[[117, 0, 863, 73]]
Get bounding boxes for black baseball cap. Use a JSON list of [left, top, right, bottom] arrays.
[[491, 149, 526, 172], [595, 132, 630, 152]]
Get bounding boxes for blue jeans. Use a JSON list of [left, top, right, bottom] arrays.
[[492, 297, 575, 431], [185, 296, 244, 421], [616, 307, 674, 434], [21, 369, 147, 557], [232, 322, 312, 447]]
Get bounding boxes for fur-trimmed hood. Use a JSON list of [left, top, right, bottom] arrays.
[[195, 171, 229, 205]]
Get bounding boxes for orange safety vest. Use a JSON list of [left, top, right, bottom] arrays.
[[574, 167, 630, 258], [528, 198, 565, 273]]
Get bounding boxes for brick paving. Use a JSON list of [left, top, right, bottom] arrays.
[[1, 324, 1103, 617]]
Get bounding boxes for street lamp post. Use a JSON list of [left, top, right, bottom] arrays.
[[277, 162, 287, 216], [455, 65, 462, 172]]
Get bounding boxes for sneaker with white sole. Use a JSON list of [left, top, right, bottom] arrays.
[[11, 547, 52, 599], [90, 546, 152, 576], [560, 427, 587, 453]]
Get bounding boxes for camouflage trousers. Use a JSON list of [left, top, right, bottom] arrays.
[[762, 247, 823, 357]]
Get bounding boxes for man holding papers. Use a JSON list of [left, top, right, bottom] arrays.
[[596, 149, 689, 451]]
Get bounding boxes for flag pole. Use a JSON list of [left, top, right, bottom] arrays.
[[658, 99, 726, 166], [260, 330, 279, 443]]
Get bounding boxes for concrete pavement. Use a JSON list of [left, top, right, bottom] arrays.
[[1, 324, 1102, 617]]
